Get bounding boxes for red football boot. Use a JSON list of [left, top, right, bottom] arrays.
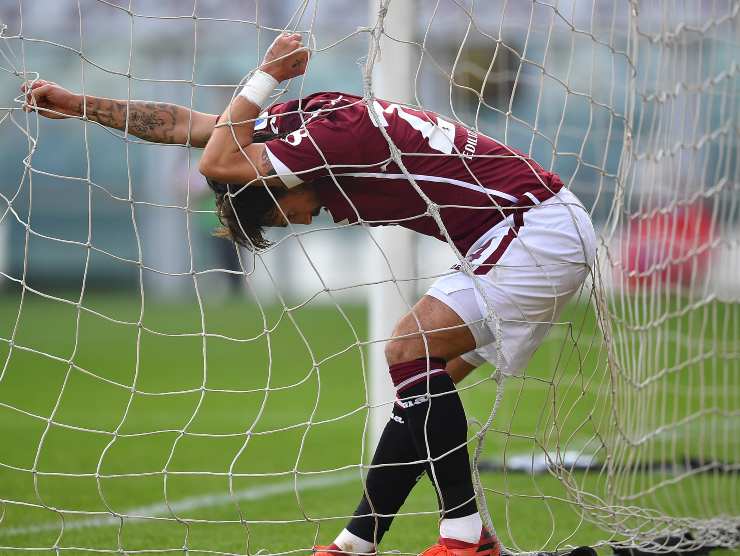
[[420, 528, 501, 556], [313, 544, 375, 556], [313, 545, 347, 556]]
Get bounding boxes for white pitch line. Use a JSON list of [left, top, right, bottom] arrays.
[[0, 471, 357, 538]]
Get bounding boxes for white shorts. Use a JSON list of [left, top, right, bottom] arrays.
[[427, 188, 597, 375]]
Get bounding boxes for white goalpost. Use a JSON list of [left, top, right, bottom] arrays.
[[0, 1, 738, 555], [366, 0, 418, 453]]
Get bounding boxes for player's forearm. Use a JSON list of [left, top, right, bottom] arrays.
[[199, 33, 307, 183], [79, 95, 217, 147]]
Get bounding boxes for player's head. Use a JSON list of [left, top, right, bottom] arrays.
[[207, 179, 320, 251], [205, 122, 301, 250], [208, 179, 284, 250]]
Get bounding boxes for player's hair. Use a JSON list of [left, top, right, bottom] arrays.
[[208, 179, 286, 251], [206, 127, 289, 251]]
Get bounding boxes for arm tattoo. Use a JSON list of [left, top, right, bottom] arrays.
[[260, 147, 276, 176], [85, 98, 182, 144], [129, 103, 178, 142]]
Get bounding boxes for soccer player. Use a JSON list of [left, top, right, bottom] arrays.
[[24, 33, 596, 556]]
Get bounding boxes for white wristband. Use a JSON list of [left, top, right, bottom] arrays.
[[238, 69, 279, 108]]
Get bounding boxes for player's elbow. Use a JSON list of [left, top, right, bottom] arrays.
[[198, 155, 228, 183], [198, 156, 216, 180], [199, 159, 259, 185]]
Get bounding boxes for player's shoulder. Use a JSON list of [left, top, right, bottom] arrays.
[[300, 91, 366, 115], [292, 93, 371, 135], [301, 91, 362, 104], [265, 92, 364, 134]]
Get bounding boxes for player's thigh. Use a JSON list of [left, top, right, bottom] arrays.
[[385, 295, 477, 365]]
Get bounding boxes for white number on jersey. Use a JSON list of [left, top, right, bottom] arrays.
[[283, 127, 310, 146], [370, 100, 456, 155]]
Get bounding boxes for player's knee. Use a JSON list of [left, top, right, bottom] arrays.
[[384, 317, 408, 365], [385, 332, 427, 366], [384, 337, 407, 367]]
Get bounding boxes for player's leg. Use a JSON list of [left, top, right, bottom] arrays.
[[332, 403, 424, 553], [328, 356, 482, 554], [446, 356, 479, 385], [320, 298, 480, 555], [384, 296, 490, 550]]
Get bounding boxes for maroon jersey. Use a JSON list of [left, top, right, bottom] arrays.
[[262, 92, 562, 256]]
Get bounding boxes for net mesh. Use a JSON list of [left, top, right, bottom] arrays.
[[0, 1, 738, 554]]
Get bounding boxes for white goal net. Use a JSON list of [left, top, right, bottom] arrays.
[[0, 1, 738, 554]]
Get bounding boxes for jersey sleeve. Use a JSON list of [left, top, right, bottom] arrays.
[[263, 99, 373, 188]]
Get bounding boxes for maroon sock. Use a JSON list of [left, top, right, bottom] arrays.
[[389, 356, 447, 394]]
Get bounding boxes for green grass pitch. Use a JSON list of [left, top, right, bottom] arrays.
[[0, 291, 737, 555]]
